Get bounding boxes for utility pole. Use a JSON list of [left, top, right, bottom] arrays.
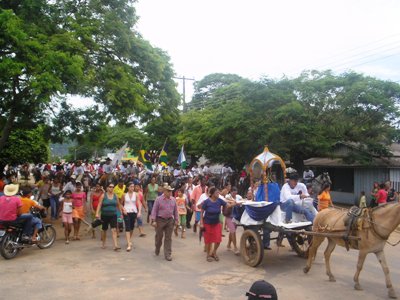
[[174, 76, 195, 111]]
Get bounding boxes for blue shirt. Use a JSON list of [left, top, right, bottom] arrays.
[[202, 198, 226, 224]]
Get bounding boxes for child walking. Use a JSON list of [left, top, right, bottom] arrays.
[[175, 189, 188, 239], [59, 190, 74, 244]]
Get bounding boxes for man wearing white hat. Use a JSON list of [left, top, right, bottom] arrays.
[[151, 184, 179, 261], [0, 184, 33, 237]]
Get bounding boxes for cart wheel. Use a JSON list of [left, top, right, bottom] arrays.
[[240, 229, 264, 267], [287, 226, 312, 258]]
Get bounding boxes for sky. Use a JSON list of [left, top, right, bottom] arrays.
[[134, 0, 400, 104]]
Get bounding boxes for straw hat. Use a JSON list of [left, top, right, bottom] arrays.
[[4, 184, 19, 196], [163, 184, 174, 191]]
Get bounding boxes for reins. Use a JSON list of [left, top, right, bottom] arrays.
[[365, 205, 400, 247]]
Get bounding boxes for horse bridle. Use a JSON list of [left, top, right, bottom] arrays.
[[367, 207, 400, 246]]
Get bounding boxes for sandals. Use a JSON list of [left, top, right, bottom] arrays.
[[207, 256, 213, 262], [114, 246, 121, 251], [127, 243, 132, 252], [211, 254, 220, 261]]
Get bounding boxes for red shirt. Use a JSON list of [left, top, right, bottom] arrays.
[[0, 196, 22, 221], [0, 180, 5, 192], [91, 193, 102, 210], [376, 189, 387, 204]]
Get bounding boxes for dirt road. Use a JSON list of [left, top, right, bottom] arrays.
[[0, 220, 399, 300]]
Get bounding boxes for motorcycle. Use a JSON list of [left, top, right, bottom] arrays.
[[0, 208, 56, 259]]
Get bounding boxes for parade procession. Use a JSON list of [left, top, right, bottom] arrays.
[[1, 0, 400, 299]]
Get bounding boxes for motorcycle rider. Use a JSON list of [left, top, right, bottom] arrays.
[[0, 184, 33, 240], [20, 186, 45, 242]]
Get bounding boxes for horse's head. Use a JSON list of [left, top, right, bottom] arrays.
[[322, 172, 332, 185]]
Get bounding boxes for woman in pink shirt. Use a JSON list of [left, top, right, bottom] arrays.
[[71, 182, 87, 240]]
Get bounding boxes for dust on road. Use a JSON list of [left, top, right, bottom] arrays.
[[0, 219, 399, 300]]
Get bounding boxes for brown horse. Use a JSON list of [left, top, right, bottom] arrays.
[[304, 203, 400, 299]]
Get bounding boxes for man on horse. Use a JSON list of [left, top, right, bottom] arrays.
[[280, 173, 315, 223]]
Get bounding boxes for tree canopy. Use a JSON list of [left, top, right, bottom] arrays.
[[180, 71, 400, 171], [0, 0, 180, 154]]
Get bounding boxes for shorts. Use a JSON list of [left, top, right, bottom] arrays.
[[101, 215, 117, 231], [62, 213, 73, 224], [124, 212, 137, 232], [179, 214, 187, 226], [42, 198, 50, 208], [195, 211, 201, 222], [225, 216, 236, 233]]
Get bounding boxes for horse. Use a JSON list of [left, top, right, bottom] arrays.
[[311, 172, 331, 194], [303, 203, 400, 299]]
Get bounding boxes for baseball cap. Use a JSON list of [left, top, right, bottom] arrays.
[[246, 280, 277, 300]]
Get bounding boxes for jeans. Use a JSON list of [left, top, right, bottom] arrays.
[[186, 209, 193, 228], [147, 200, 155, 218], [50, 195, 60, 219], [31, 216, 42, 234], [280, 199, 315, 222], [263, 229, 271, 247], [14, 214, 33, 235]]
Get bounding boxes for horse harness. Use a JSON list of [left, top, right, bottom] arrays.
[[367, 207, 400, 247], [343, 206, 366, 250]]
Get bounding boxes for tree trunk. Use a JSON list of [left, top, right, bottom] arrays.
[[0, 108, 16, 152], [291, 153, 305, 175]]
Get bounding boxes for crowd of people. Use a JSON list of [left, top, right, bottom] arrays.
[[1, 160, 399, 262], [0, 160, 242, 262]]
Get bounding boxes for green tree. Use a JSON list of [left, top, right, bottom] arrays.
[[0, 126, 49, 166], [0, 0, 180, 154], [189, 73, 246, 109], [180, 71, 400, 170]]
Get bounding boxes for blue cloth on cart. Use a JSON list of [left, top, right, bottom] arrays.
[[255, 183, 266, 202], [268, 183, 280, 203], [245, 202, 278, 221]]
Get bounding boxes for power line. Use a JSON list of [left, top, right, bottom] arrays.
[[316, 33, 400, 63], [316, 41, 400, 70], [292, 33, 400, 74]]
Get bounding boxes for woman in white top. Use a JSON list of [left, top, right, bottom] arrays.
[[121, 182, 142, 251]]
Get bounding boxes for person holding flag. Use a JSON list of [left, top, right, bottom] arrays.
[[177, 145, 187, 170], [140, 150, 154, 171]]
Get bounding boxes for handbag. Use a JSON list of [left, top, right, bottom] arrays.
[[222, 205, 233, 217], [91, 218, 103, 228]]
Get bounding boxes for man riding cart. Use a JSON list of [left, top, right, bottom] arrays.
[[236, 146, 317, 267]]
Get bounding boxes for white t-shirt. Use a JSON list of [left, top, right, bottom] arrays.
[[173, 169, 181, 177], [196, 193, 209, 209], [63, 201, 73, 213], [280, 182, 309, 203], [303, 170, 314, 179], [203, 166, 210, 174], [226, 194, 243, 202]]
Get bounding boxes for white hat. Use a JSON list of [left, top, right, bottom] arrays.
[[4, 184, 19, 196], [163, 184, 174, 191]]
